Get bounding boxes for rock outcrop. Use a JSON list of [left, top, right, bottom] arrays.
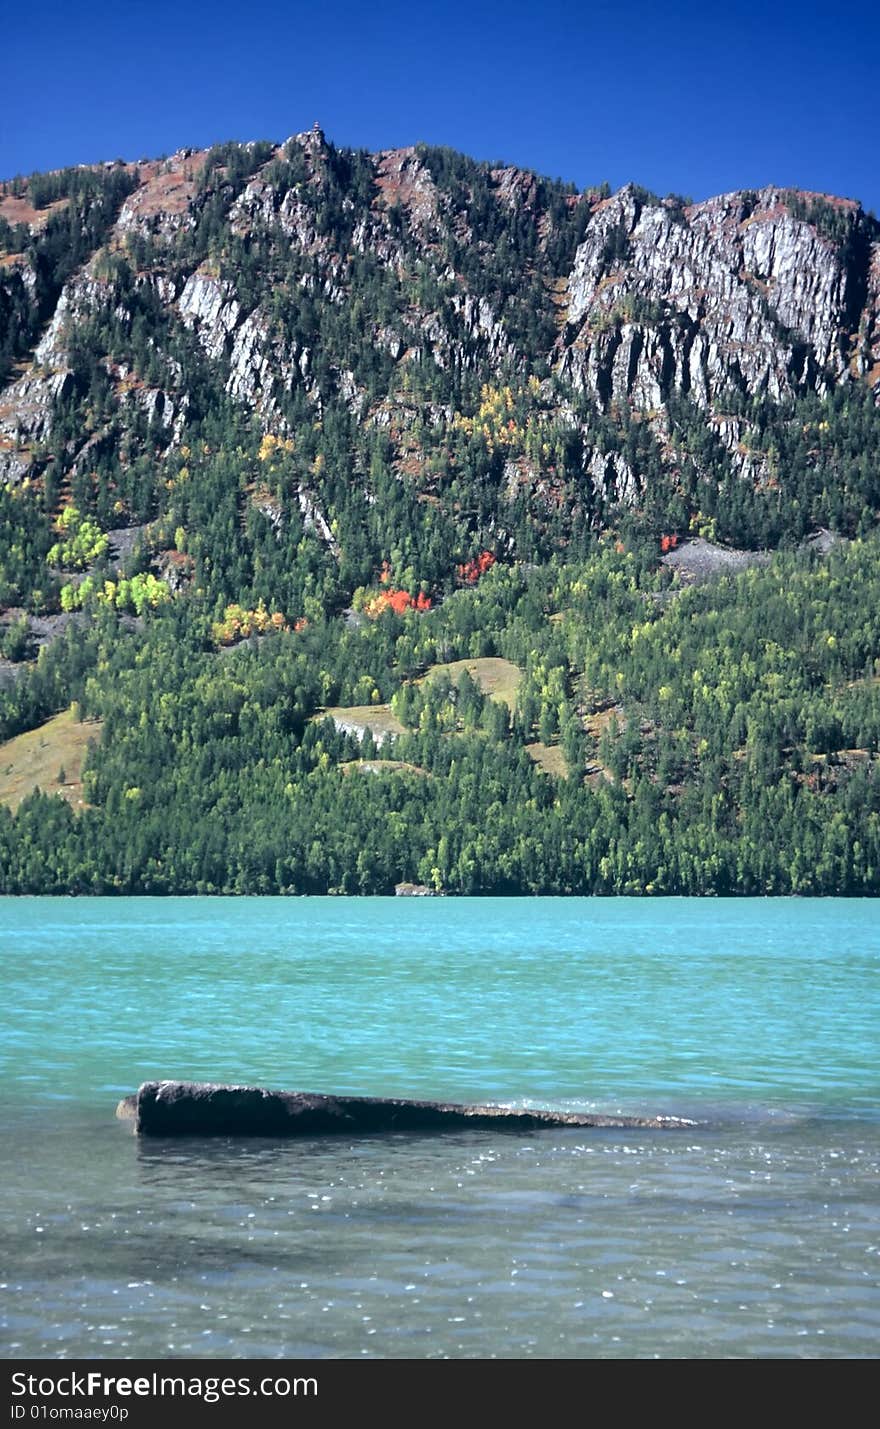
[[2, 136, 878, 506], [131, 1080, 692, 1136], [559, 186, 877, 415]]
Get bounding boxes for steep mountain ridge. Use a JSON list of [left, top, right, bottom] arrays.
[[1, 132, 878, 516]]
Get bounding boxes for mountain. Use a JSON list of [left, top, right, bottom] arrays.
[[0, 133, 879, 895], [2, 132, 880, 532]]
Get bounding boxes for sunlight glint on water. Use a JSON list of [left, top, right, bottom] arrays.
[[1, 897, 878, 1357]]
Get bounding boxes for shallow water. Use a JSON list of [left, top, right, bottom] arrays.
[[1, 897, 878, 1358]]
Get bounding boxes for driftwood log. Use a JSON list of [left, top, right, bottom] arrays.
[[119, 1080, 692, 1137]]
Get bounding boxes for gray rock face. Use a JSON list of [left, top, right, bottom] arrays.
[[1, 147, 878, 507], [865, 241, 880, 381], [296, 487, 339, 554], [176, 266, 320, 431], [328, 714, 394, 747], [132, 1080, 692, 1136], [452, 292, 513, 366], [0, 255, 185, 482], [661, 537, 771, 584], [178, 271, 241, 361], [0, 261, 113, 480], [0, 368, 71, 481], [559, 186, 877, 416]]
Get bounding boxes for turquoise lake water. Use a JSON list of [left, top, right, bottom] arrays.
[[1, 896, 878, 1358]]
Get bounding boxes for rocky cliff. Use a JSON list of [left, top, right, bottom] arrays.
[[1, 132, 878, 523]]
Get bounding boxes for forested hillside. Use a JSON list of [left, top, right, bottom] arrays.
[[0, 133, 878, 893]]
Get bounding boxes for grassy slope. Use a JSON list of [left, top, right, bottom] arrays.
[[328, 658, 574, 777], [526, 742, 568, 776], [421, 657, 523, 708], [0, 707, 102, 812]]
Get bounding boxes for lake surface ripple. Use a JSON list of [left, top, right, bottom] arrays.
[[1, 897, 878, 1358]]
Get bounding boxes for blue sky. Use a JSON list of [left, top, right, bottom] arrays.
[[2, 0, 877, 209]]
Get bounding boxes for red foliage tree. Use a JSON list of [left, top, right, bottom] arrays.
[[456, 550, 496, 585]]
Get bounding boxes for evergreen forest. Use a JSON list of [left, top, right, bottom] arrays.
[[1, 137, 879, 894]]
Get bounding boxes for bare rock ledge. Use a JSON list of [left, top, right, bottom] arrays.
[[120, 1080, 693, 1137]]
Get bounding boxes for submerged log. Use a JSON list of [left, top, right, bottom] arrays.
[[132, 1080, 691, 1137]]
